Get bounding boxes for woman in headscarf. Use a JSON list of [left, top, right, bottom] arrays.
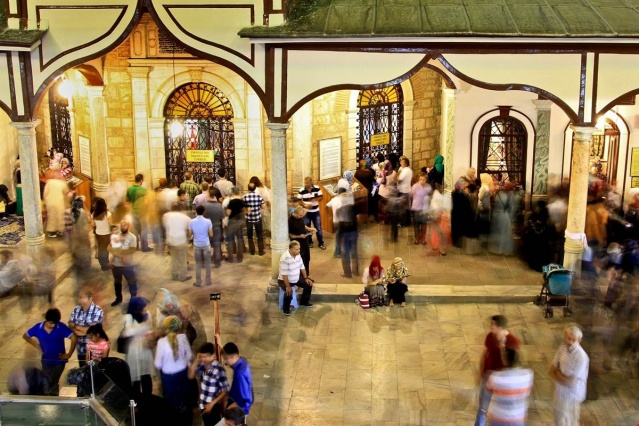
[[428, 155, 445, 187], [337, 170, 355, 193], [59, 158, 73, 180], [376, 160, 397, 224], [362, 255, 386, 307], [121, 297, 154, 397], [154, 288, 199, 347], [385, 257, 409, 307], [155, 315, 193, 426], [489, 181, 516, 255]]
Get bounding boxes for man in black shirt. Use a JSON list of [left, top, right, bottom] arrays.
[[225, 187, 245, 263], [202, 188, 225, 268], [288, 206, 316, 274]]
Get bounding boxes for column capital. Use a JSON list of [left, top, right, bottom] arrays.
[[532, 99, 553, 111], [127, 66, 153, 78], [10, 119, 41, 132], [442, 87, 459, 97], [570, 125, 597, 142], [266, 122, 290, 133], [85, 85, 105, 98]]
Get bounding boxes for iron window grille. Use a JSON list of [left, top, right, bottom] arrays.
[[478, 117, 527, 186], [49, 80, 73, 166], [356, 85, 404, 163]]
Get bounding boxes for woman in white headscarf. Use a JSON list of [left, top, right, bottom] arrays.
[[337, 170, 355, 193]]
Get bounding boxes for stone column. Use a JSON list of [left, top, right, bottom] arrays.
[[266, 122, 290, 284], [86, 86, 110, 198], [440, 87, 456, 193], [563, 126, 596, 271], [127, 66, 153, 182], [532, 99, 553, 203], [10, 120, 45, 259]]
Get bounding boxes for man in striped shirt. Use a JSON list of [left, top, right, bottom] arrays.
[[278, 241, 314, 316], [550, 325, 589, 426], [487, 348, 534, 426], [297, 177, 326, 250]]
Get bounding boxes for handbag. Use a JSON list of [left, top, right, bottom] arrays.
[[116, 330, 131, 354]]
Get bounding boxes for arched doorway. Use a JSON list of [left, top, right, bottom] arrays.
[[163, 82, 235, 186], [477, 116, 528, 186], [356, 85, 404, 162], [590, 118, 620, 186], [49, 79, 73, 166]]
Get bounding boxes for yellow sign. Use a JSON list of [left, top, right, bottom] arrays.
[[632, 177, 639, 188], [632, 148, 639, 177], [186, 150, 215, 163], [370, 133, 390, 147]]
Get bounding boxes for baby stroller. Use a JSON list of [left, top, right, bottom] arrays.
[[535, 263, 574, 318]]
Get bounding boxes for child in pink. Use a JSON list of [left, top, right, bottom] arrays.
[[86, 324, 110, 361]]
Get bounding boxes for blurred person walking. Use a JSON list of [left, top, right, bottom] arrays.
[[410, 173, 432, 244], [489, 182, 516, 255], [68, 289, 104, 366], [107, 219, 138, 306], [475, 315, 521, 426], [0, 250, 24, 296], [155, 315, 194, 425], [91, 198, 112, 271], [339, 202, 359, 278], [164, 203, 192, 282], [126, 174, 151, 252], [121, 297, 154, 397], [326, 187, 353, 258], [486, 348, 534, 426], [354, 160, 376, 220], [202, 188, 224, 268], [225, 187, 245, 263], [43, 174, 67, 238], [189, 205, 213, 287], [549, 326, 589, 426], [397, 156, 413, 227]]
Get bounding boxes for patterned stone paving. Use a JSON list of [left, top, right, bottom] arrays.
[[0, 231, 637, 424]]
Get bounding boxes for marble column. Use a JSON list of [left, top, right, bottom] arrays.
[[86, 86, 110, 198], [10, 120, 45, 259], [440, 87, 456, 193], [127, 66, 153, 182], [532, 99, 553, 203], [563, 126, 597, 271], [266, 122, 290, 284]]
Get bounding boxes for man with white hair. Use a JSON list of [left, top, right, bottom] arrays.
[[549, 325, 589, 426]]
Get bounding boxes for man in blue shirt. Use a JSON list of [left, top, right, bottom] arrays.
[[23, 308, 77, 395], [189, 205, 213, 287], [222, 342, 253, 418]]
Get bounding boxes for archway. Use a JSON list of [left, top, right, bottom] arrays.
[[163, 82, 235, 186], [356, 84, 404, 162]]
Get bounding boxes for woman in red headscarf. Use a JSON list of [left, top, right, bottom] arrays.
[[362, 256, 386, 307]]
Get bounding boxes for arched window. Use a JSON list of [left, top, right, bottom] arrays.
[[478, 116, 527, 186], [49, 79, 73, 166], [164, 82, 235, 186], [357, 85, 404, 162]]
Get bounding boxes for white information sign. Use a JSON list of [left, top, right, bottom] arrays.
[[78, 136, 92, 178], [318, 137, 341, 180]]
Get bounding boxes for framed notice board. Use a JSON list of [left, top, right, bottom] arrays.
[[318, 137, 342, 180]]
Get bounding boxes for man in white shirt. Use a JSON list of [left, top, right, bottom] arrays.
[[549, 326, 589, 426], [213, 169, 234, 198], [278, 241, 314, 316], [163, 203, 192, 282], [326, 187, 354, 257]]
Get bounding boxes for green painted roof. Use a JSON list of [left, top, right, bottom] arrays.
[[239, 0, 639, 38]]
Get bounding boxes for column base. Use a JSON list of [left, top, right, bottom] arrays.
[[563, 237, 583, 272], [270, 239, 290, 285], [24, 234, 46, 259], [92, 182, 110, 199]]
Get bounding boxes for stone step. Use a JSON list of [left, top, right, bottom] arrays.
[[265, 283, 542, 304]]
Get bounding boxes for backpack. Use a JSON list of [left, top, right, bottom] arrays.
[[358, 293, 370, 309]]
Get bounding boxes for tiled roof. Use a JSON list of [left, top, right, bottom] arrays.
[[239, 0, 639, 38]]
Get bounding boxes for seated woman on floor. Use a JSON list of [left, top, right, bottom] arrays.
[[362, 255, 386, 307], [0, 185, 17, 220], [385, 257, 410, 307]]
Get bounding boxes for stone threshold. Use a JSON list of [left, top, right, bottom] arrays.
[[265, 282, 541, 304]]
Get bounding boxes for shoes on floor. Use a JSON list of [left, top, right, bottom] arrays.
[[180, 276, 192, 282], [309, 243, 314, 248], [283, 311, 291, 316], [110, 299, 122, 307], [389, 301, 395, 307], [258, 251, 266, 256], [300, 303, 314, 308], [141, 248, 153, 252], [341, 273, 352, 278], [319, 245, 326, 250], [214, 263, 221, 268], [193, 283, 203, 288], [48, 232, 57, 238]]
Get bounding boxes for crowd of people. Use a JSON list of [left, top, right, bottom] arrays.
[[18, 288, 253, 425]]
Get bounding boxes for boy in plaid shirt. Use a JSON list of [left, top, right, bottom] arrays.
[[189, 342, 229, 426]]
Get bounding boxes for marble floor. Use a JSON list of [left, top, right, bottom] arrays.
[[0, 229, 637, 425]]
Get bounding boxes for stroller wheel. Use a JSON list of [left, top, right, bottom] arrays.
[[534, 296, 542, 305]]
